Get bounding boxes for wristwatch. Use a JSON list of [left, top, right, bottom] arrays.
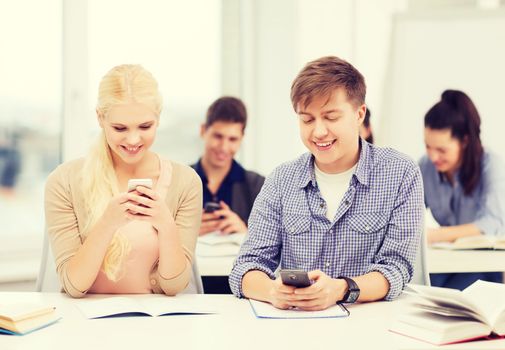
[[337, 276, 360, 303]]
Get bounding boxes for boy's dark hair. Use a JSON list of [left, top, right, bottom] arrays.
[[291, 56, 366, 111], [424, 90, 483, 195], [205, 96, 247, 131]]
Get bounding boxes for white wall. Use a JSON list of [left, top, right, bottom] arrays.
[[62, 0, 505, 173], [239, 0, 504, 176], [381, 8, 505, 160], [239, 0, 408, 175]]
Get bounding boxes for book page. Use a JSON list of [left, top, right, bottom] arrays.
[[406, 285, 485, 323], [463, 280, 505, 327], [0, 303, 54, 322], [391, 310, 491, 345], [76, 297, 147, 319], [249, 299, 349, 319], [137, 295, 217, 316], [431, 236, 494, 250], [494, 238, 505, 250]]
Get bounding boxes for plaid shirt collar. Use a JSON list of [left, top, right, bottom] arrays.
[[297, 138, 371, 189]]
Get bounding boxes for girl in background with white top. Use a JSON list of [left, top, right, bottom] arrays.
[[45, 64, 202, 297]]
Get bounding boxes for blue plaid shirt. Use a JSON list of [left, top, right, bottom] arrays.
[[229, 141, 424, 301]]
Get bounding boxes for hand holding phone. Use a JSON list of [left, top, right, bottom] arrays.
[[280, 269, 312, 288], [127, 178, 153, 212], [204, 201, 221, 213], [127, 178, 153, 193]]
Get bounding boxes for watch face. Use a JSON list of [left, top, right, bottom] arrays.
[[347, 290, 360, 303], [339, 277, 360, 303]]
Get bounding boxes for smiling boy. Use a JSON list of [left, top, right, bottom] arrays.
[[229, 56, 424, 310]]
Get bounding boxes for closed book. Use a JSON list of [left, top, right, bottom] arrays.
[[0, 303, 60, 335]]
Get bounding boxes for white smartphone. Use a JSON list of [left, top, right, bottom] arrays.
[[127, 178, 153, 192]]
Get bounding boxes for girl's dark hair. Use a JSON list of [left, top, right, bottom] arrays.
[[424, 90, 483, 195]]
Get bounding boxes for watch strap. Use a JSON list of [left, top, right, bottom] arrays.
[[337, 276, 360, 303]]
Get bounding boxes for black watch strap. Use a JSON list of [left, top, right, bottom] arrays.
[[337, 276, 360, 303]]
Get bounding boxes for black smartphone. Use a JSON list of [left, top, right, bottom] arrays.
[[280, 269, 312, 288], [204, 201, 221, 213]]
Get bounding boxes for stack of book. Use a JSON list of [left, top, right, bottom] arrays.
[[390, 280, 505, 345], [0, 303, 60, 335]]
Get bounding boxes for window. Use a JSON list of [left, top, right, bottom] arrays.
[[86, 0, 222, 163], [0, 0, 62, 281]]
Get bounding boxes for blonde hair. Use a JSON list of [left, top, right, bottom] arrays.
[[81, 64, 162, 281]]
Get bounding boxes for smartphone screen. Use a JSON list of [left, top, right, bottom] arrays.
[[204, 202, 221, 213], [127, 178, 153, 192], [280, 269, 312, 288]]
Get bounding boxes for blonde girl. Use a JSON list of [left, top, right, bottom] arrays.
[[45, 64, 202, 297]]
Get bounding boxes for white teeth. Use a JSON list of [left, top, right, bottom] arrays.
[[316, 141, 333, 147], [125, 146, 139, 152]]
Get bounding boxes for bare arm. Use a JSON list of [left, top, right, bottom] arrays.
[[427, 223, 481, 244], [242, 270, 275, 302], [352, 271, 389, 302], [243, 269, 389, 310]]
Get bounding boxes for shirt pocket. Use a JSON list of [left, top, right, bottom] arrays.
[[281, 214, 319, 270], [343, 212, 389, 263], [346, 212, 389, 234]]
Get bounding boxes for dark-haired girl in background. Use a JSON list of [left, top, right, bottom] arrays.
[[420, 89, 505, 290]]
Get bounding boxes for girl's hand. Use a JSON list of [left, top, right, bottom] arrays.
[[100, 192, 133, 233], [125, 185, 174, 231]]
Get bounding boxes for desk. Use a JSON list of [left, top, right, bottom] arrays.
[[427, 248, 505, 273], [195, 233, 242, 277], [2, 292, 504, 350], [197, 247, 505, 276], [197, 255, 235, 277]]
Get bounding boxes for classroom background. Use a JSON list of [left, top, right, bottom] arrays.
[[1, 0, 504, 291]]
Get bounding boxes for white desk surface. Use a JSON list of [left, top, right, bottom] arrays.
[[427, 248, 505, 273], [197, 245, 505, 277], [2, 292, 504, 350]]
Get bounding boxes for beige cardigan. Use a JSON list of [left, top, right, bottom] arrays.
[[44, 157, 202, 298]]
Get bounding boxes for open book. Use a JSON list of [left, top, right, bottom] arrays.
[[390, 280, 505, 345], [0, 303, 60, 335], [76, 295, 217, 319], [431, 235, 505, 250], [249, 299, 349, 319]]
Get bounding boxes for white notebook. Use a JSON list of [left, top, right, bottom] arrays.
[[249, 299, 349, 319]]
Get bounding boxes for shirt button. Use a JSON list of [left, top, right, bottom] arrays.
[[325, 262, 331, 267], [344, 200, 350, 205], [365, 225, 371, 232], [150, 279, 157, 286], [320, 203, 325, 208], [290, 227, 295, 233]]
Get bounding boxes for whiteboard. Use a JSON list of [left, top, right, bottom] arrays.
[[380, 9, 505, 161]]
